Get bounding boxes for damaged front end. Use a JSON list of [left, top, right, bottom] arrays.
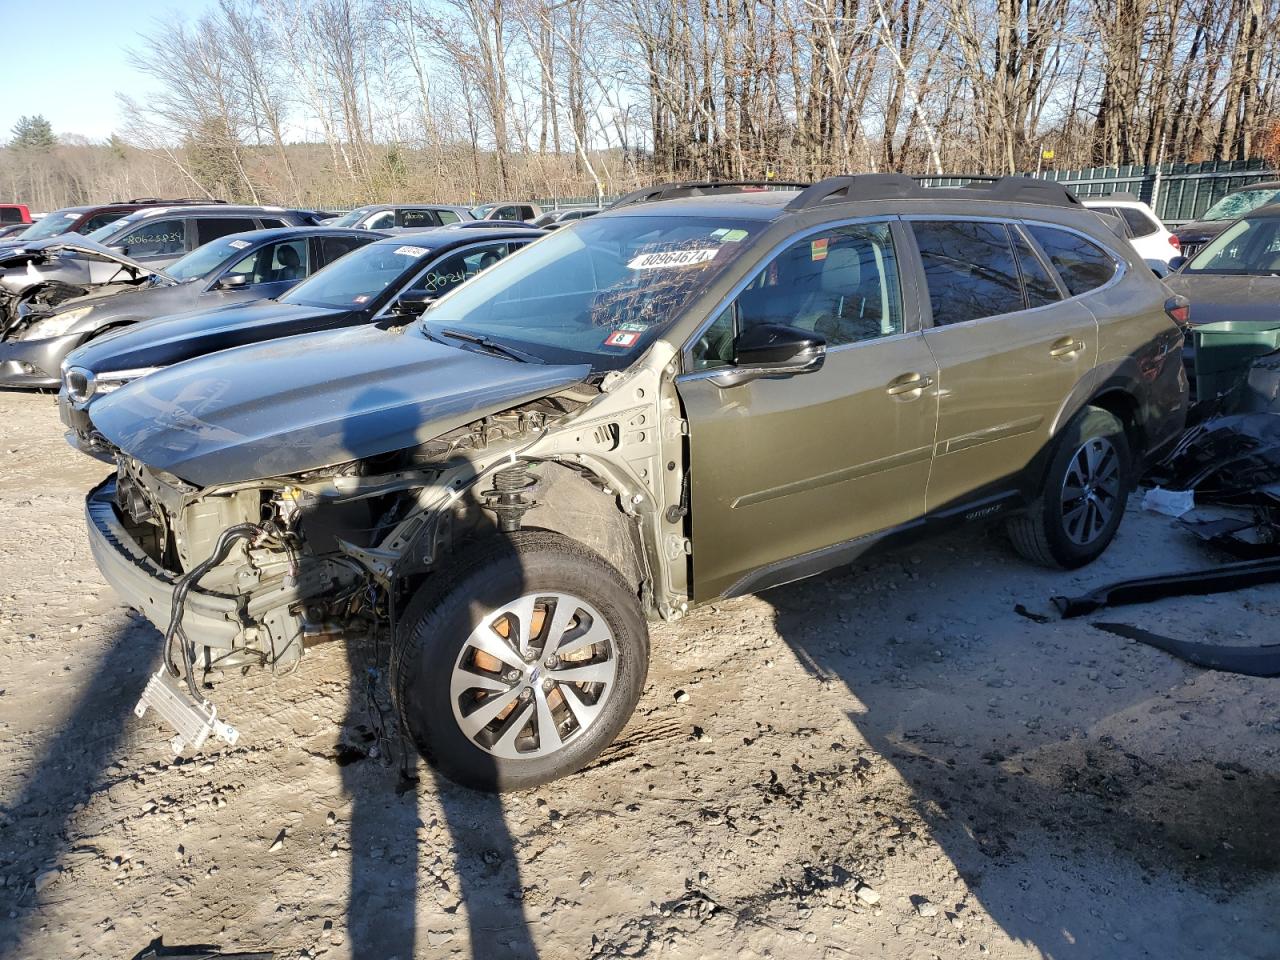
[[88, 350, 687, 754]]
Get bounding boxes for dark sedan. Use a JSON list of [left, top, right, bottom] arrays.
[[0, 227, 380, 389], [59, 226, 544, 458]]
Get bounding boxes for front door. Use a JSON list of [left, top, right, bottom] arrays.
[[908, 219, 1100, 512], [678, 221, 939, 601]]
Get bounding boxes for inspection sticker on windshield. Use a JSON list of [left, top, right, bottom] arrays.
[[627, 248, 718, 270], [228, 239, 252, 249], [604, 330, 642, 348], [393, 245, 428, 257]]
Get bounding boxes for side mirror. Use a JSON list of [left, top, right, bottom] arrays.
[[392, 291, 436, 315], [1168, 255, 1187, 272], [1144, 258, 1170, 278], [214, 273, 251, 290], [710, 323, 826, 387]]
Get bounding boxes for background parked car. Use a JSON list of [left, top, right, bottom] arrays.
[[471, 201, 541, 222], [1174, 180, 1280, 258], [1082, 194, 1179, 264], [326, 204, 474, 229], [0, 204, 319, 320], [530, 208, 601, 229], [0, 227, 380, 389], [0, 224, 28, 239], [0, 203, 32, 229], [60, 225, 545, 456], [0, 198, 236, 256]]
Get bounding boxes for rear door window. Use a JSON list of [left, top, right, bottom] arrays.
[[315, 234, 374, 267], [116, 218, 187, 257], [398, 209, 439, 228], [364, 210, 395, 230], [196, 217, 258, 245], [911, 221, 1025, 325], [1116, 207, 1159, 238], [437, 209, 461, 225], [1026, 226, 1118, 296]]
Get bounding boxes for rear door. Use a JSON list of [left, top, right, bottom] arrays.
[[111, 217, 190, 267], [397, 208, 441, 229], [908, 218, 1099, 512], [677, 220, 940, 600]]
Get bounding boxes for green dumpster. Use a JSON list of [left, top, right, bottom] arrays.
[[1193, 320, 1280, 401]]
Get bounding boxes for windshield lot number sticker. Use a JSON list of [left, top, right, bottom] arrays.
[[228, 239, 252, 249], [605, 330, 641, 348], [628, 248, 718, 270], [393, 245, 428, 257]]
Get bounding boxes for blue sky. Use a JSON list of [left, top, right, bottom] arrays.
[[0, 0, 214, 142]]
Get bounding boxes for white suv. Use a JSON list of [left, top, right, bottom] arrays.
[[1083, 194, 1180, 264]]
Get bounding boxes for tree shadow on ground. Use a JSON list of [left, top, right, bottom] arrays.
[[765, 533, 1280, 959]]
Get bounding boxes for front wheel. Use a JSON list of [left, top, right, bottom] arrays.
[[391, 530, 649, 792], [1007, 406, 1132, 569]]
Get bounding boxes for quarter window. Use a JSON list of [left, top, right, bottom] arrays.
[[912, 221, 1024, 325], [115, 218, 186, 257], [437, 209, 461, 225], [317, 234, 373, 266], [693, 222, 904, 369], [1027, 226, 1117, 296]]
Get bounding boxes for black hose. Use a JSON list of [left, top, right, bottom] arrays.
[[163, 523, 265, 701]]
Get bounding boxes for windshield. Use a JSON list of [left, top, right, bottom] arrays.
[[423, 215, 762, 370], [1185, 216, 1280, 275], [471, 204, 497, 219], [328, 206, 376, 228], [281, 240, 431, 309], [85, 218, 137, 244], [166, 235, 254, 281], [15, 210, 83, 241], [1200, 188, 1280, 222]]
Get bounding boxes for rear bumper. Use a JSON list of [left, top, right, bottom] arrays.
[[0, 332, 79, 387], [86, 478, 244, 647]]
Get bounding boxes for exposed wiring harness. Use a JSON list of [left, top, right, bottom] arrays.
[[162, 523, 268, 701]]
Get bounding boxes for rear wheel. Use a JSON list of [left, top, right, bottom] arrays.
[[1007, 406, 1132, 569], [391, 530, 648, 792]]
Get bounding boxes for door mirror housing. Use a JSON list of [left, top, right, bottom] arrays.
[[710, 323, 826, 387], [1168, 255, 1187, 272], [392, 291, 437, 315], [214, 273, 251, 290]]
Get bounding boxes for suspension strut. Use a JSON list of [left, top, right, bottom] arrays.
[[482, 461, 539, 532]]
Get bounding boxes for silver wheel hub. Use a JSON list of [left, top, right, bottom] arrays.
[[1060, 436, 1122, 546], [449, 591, 618, 761]]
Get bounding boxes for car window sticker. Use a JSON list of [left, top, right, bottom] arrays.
[[627, 248, 719, 270], [393, 245, 429, 257]]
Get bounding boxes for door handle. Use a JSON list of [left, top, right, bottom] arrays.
[[885, 372, 933, 397], [1049, 337, 1085, 358]]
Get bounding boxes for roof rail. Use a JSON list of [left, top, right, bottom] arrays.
[[784, 174, 921, 210], [786, 173, 1080, 210], [609, 180, 809, 209], [125, 197, 229, 205]]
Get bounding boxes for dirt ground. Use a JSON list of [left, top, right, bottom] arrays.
[[1, 388, 1278, 960]]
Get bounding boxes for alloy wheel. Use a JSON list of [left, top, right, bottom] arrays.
[[448, 592, 618, 761], [1059, 436, 1122, 546]]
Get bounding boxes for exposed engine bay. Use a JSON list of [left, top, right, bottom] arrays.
[[0, 244, 154, 332], [106, 360, 686, 724]]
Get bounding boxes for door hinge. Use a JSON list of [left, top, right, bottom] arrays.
[[664, 535, 692, 560], [664, 417, 689, 439]]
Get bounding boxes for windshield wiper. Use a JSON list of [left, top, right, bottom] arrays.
[[438, 328, 542, 363]]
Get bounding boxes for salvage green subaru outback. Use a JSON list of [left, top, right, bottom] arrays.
[[84, 176, 1188, 790]]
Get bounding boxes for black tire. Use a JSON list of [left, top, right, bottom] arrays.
[[391, 529, 649, 792], [1007, 406, 1132, 569]]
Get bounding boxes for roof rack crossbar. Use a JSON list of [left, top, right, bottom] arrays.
[[784, 174, 922, 210], [609, 180, 809, 209]]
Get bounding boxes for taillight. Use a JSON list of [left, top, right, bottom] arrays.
[[1168, 234, 1181, 250], [1165, 295, 1191, 331]]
